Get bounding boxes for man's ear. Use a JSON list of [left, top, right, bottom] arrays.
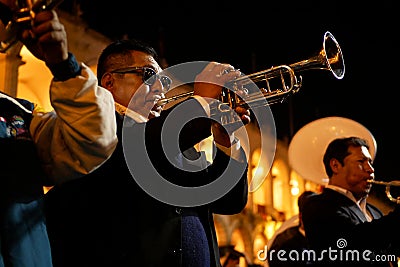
[[101, 73, 114, 90], [330, 158, 340, 173]]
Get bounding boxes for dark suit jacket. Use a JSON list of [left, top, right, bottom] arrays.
[[44, 98, 248, 267], [302, 188, 400, 267]]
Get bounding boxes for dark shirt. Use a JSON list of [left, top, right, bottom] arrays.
[[268, 225, 311, 267], [302, 188, 400, 267]]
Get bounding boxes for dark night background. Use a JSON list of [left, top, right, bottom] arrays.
[[58, 1, 396, 191]]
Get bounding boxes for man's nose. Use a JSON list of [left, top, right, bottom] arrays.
[[151, 78, 164, 93], [364, 161, 374, 173]]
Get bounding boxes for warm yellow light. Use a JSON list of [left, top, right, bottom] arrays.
[[43, 186, 53, 194], [18, 46, 53, 111], [251, 165, 265, 185], [271, 165, 279, 177], [198, 136, 214, 163], [253, 234, 266, 265], [290, 178, 300, 196], [291, 186, 300, 196], [265, 220, 280, 240]]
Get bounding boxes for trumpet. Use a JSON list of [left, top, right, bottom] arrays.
[[368, 180, 400, 204], [156, 31, 345, 109], [0, 0, 64, 53]]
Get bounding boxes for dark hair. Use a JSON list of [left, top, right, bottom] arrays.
[[298, 190, 317, 213], [323, 136, 370, 178], [97, 39, 158, 84], [222, 250, 245, 267]]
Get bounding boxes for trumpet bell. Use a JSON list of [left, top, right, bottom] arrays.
[[288, 116, 377, 185], [289, 31, 345, 81], [322, 31, 345, 80]]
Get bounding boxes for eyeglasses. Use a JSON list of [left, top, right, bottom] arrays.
[[111, 67, 172, 90]]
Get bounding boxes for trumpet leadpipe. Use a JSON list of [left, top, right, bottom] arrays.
[[367, 180, 400, 187], [156, 91, 193, 107]]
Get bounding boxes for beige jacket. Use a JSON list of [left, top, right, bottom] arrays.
[[29, 63, 117, 185]]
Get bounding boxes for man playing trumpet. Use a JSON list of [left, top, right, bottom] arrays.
[[45, 38, 251, 267], [302, 136, 400, 267]]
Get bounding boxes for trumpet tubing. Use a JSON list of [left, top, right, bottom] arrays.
[[368, 180, 400, 186], [368, 180, 400, 204], [157, 31, 345, 109]]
